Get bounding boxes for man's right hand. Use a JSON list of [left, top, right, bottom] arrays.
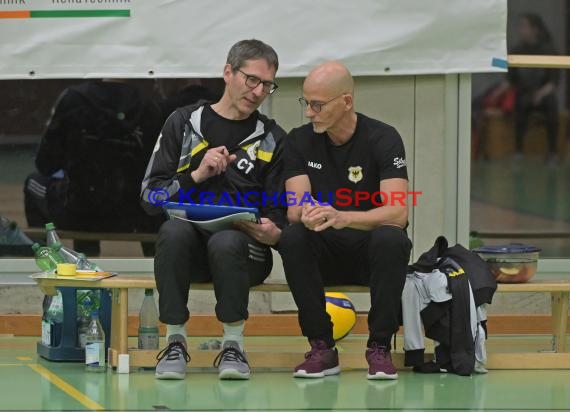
[[191, 146, 237, 183]]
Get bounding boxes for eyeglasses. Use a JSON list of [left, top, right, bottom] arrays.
[[298, 94, 345, 113], [238, 69, 278, 94]]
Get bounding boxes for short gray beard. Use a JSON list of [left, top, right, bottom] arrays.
[[312, 124, 327, 134]]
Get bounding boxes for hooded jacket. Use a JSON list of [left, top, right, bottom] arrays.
[[410, 236, 497, 306], [404, 236, 496, 375], [140, 102, 287, 228]]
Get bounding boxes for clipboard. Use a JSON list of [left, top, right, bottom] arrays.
[[163, 202, 260, 221], [163, 202, 260, 232]]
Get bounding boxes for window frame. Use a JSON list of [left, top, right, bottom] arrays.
[[467, 54, 570, 274]]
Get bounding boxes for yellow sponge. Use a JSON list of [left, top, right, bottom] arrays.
[[56, 263, 77, 276]]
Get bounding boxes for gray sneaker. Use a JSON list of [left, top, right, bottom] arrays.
[[155, 334, 190, 380], [213, 340, 250, 380]]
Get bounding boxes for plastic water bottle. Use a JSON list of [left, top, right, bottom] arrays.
[[138, 289, 159, 349], [32, 243, 64, 272], [40, 297, 52, 346], [45, 223, 102, 271], [34, 242, 65, 347], [77, 291, 95, 348], [77, 290, 101, 348], [85, 309, 106, 372], [45, 222, 61, 247], [59, 248, 102, 272], [41, 290, 64, 347], [77, 314, 90, 349]]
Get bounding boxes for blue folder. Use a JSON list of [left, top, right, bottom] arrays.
[[163, 202, 260, 222]]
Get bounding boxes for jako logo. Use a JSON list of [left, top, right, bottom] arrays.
[[308, 161, 322, 169]]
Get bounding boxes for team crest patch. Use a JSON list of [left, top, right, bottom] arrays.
[[348, 166, 363, 183]]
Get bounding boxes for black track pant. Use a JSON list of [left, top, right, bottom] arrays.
[[278, 223, 412, 349], [154, 219, 272, 325]]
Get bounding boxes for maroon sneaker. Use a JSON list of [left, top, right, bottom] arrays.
[[366, 343, 398, 380], [294, 339, 340, 378]]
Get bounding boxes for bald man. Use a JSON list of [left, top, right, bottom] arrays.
[[278, 61, 412, 380]]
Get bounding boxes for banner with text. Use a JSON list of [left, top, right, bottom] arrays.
[[0, 0, 507, 78]]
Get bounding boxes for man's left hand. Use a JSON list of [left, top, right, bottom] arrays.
[[301, 202, 346, 232]]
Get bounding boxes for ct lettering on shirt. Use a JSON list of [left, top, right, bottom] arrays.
[[237, 156, 255, 175], [237, 140, 261, 175]]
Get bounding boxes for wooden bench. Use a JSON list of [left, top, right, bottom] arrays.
[[33, 275, 570, 371]]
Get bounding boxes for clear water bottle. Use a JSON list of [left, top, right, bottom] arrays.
[[45, 223, 102, 271], [41, 290, 64, 347], [77, 291, 94, 348], [138, 289, 159, 350], [59, 248, 102, 271], [35, 242, 65, 347], [32, 243, 64, 273], [85, 309, 106, 372], [45, 222, 61, 247], [77, 314, 90, 349]]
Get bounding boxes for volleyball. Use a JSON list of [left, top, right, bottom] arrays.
[[325, 292, 357, 341]]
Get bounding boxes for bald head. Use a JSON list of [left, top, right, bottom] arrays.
[[304, 61, 354, 97]]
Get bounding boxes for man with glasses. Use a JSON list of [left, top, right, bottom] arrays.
[[141, 39, 286, 380], [278, 61, 412, 380]]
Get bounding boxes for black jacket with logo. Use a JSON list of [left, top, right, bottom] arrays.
[[409, 236, 497, 376], [411, 236, 497, 307], [140, 102, 287, 228]]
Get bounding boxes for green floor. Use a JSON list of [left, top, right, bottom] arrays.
[[1, 337, 569, 411]]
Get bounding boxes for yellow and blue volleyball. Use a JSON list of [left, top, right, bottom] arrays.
[[325, 292, 357, 341]]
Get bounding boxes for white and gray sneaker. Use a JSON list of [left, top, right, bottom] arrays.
[[213, 340, 250, 380], [155, 334, 190, 380]]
